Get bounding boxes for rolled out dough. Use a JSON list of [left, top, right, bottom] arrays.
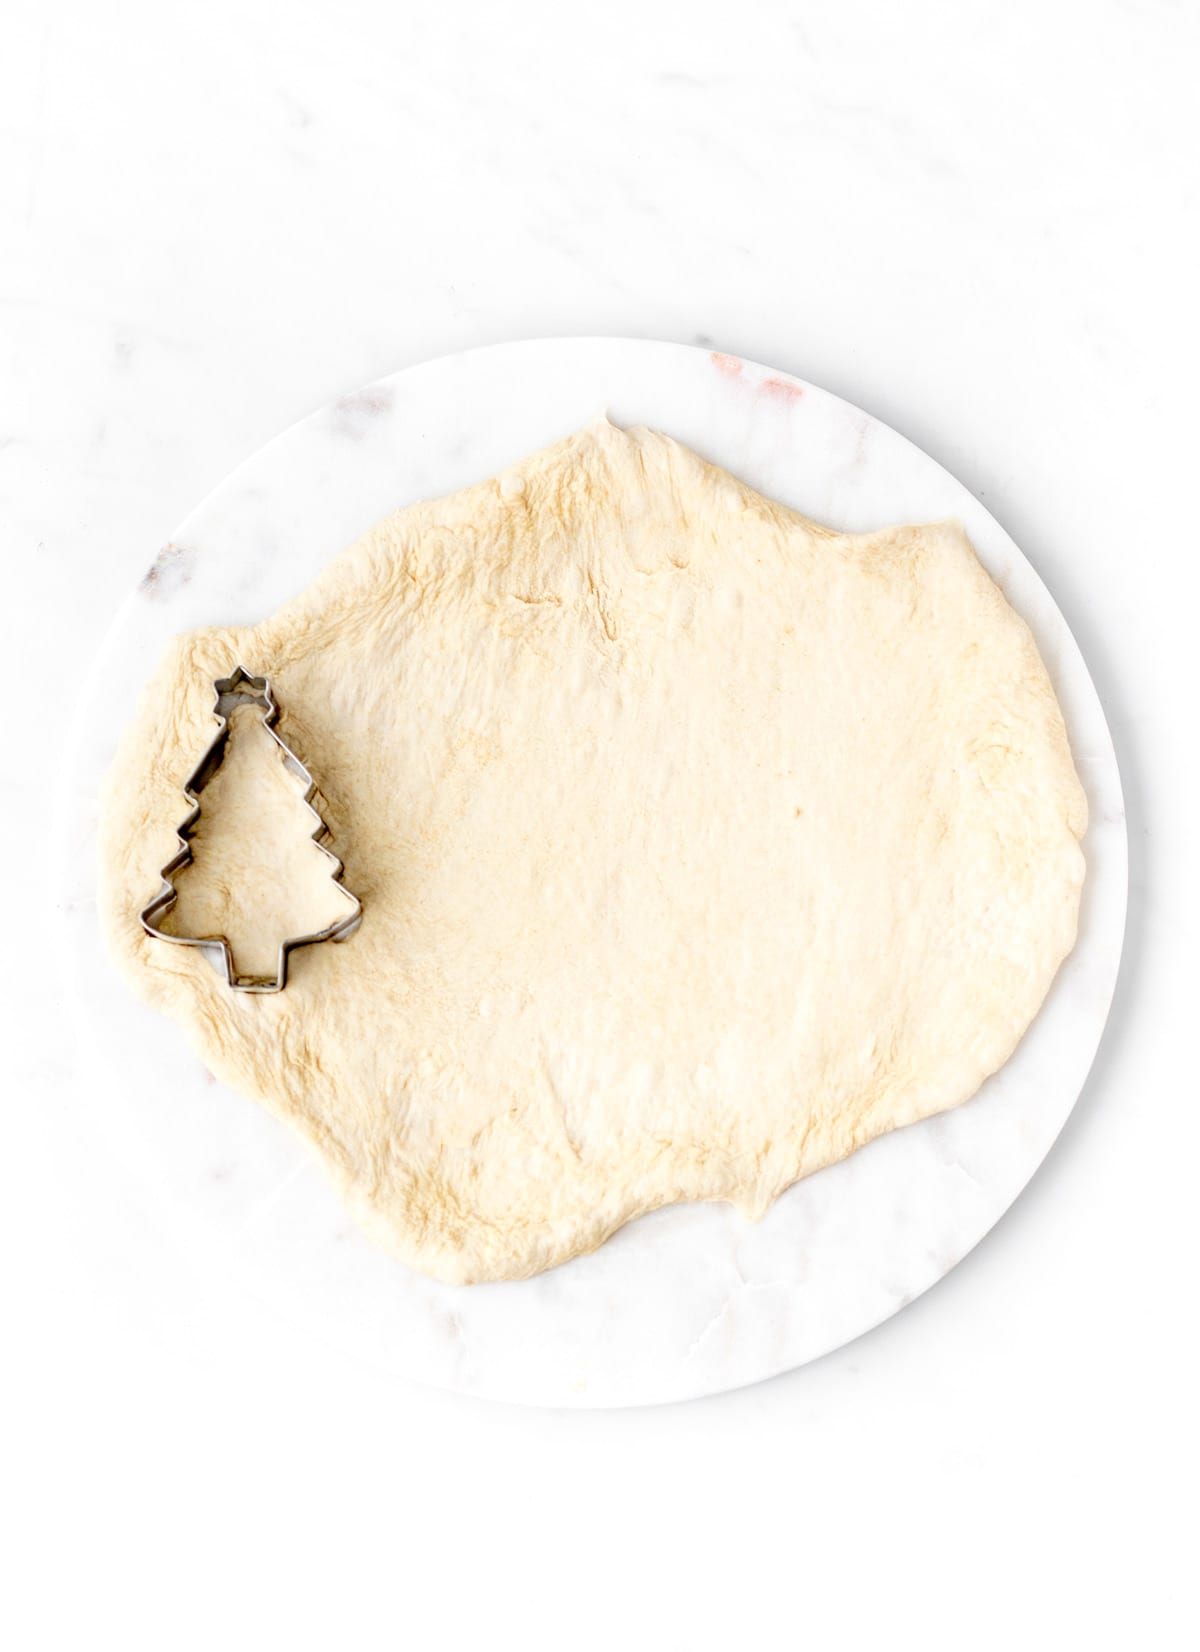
[[99, 419, 1086, 1283]]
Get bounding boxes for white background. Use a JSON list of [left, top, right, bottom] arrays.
[[3, 2, 1196, 1647]]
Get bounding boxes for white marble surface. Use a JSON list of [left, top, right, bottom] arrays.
[[5, 0, 1197, 1645], [58, 339, 1126, 1406]]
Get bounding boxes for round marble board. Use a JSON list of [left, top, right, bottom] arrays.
[[56, 339, 1127, 1407]]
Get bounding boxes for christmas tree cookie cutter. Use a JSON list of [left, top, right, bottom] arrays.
[[140, 666, 363, 993]]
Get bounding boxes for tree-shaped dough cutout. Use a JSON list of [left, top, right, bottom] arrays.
[[140, 668, 362, 991]]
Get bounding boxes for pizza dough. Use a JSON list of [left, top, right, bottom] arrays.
[[98, 419, 1087, 1284]]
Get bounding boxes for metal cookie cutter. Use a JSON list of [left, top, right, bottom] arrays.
[[140, 666, 363, 993]]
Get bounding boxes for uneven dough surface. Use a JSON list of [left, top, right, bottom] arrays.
[[99, 420, 1087, 1283]]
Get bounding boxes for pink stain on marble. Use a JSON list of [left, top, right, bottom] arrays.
[[710, 352, 804, 405], [332, 385, 396, 439], [710, 351, 744, 380]]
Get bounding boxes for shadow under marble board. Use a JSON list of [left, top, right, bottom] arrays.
[[55, 338, 1127, 1407]]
